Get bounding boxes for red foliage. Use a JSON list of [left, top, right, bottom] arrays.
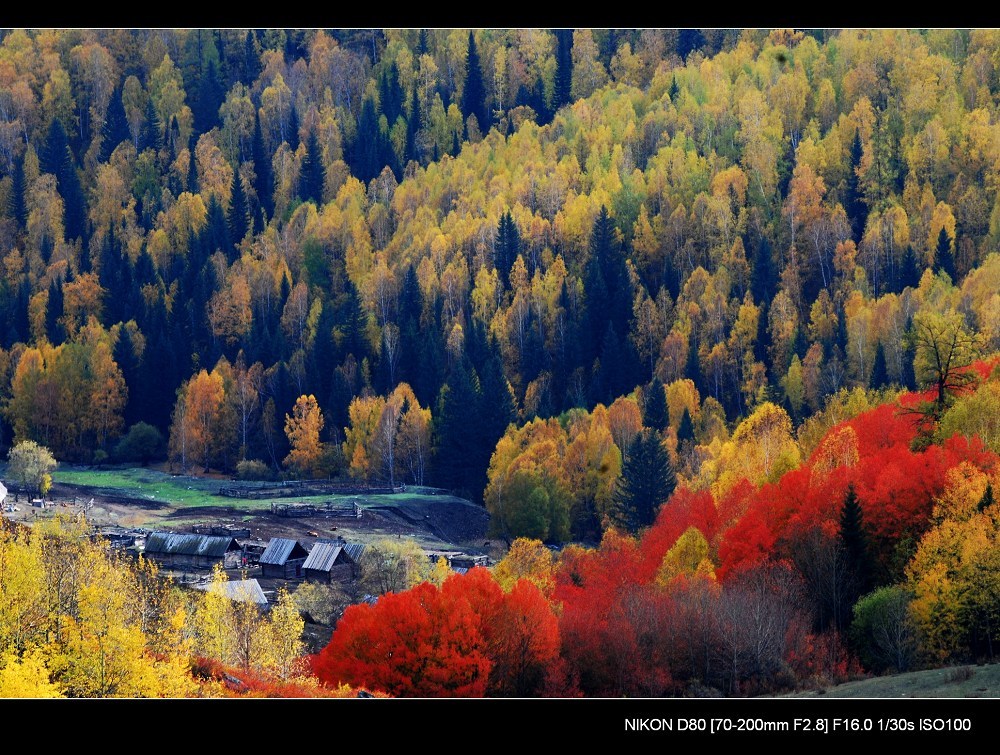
[[312, 581, 491, 697], [487, 579, 562, 696], [640, 486, 720, 575], [715, 394, 999, 576], [313, 568, 562, 698], [311, 386, 1000, 698], [554, 531, 675, 695]]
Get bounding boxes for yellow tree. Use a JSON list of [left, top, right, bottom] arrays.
[[284, 394, 325, 479], [0, 649, 63, 698], [711, 402, 801, 497], [168, 368, 226, 472], [907, 463, 1000, 662], [654, 527, 716, 588], [342, 394, 385, 482], [492, 538, 555, 596], [261, 587, 306, 681]]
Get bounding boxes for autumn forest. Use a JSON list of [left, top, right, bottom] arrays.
[[2, 28, 1000, 698]]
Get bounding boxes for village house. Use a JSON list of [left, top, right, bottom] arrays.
[[142, 532, 243, 570], [302, 539, 358, 583], [194, 578, 269, 608], [258, 537, 309, 579]]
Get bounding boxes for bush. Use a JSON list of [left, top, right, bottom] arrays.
[[850, 585, 917, 674], [92, 449, 109, 466], [236, 459, 274, 481], [113, 423, 165, 465]]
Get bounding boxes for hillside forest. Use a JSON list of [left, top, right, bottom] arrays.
[[2, 28, 1000, 697]]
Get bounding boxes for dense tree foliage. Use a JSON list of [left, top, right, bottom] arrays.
[[5, 28, 1000, 697]]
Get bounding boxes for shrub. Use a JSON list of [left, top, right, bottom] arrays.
[[113, 423, 165, 465], [236, 459, 274, 481]]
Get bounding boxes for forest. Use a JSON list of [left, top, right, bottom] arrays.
[[2, 28, 1000, 697]]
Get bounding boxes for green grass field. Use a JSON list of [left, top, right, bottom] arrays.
[[52, 466, 387, 509], [47, 466, 474, 514], [782, 664, 1000, 698]]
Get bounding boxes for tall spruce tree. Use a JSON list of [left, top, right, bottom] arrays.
[[42, 119, 86, 242], [839, 484, 873, 630], [495, 210, 521, 288], [612, 428, 675, 532], [228, 169, 249, 248], [102, 86, 130, 162], [251, 110, 273, 221], [299, 128, 325, 205], [433, 359, 482, 500], [870, 342, 889, 388], [934, 227, 957, 282], [554, 29, 573, 112], [461, 31, 489, 134], [45, 278, 65, 345], [643, 377, 669, 432], [844, 131, 868, 240]]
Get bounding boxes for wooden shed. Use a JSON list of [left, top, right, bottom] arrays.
[[195, 578, 269, 608], [303, 540, 357, 583], [143, 532, 243, 570], [259, 538, 309, 579]]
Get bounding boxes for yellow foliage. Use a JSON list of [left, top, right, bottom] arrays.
[[0, 648, 63, 698], [492, 538, 555, 595], [655, 527, 716, 588]]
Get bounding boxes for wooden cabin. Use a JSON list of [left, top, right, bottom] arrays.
[[303, 540, 358, 583], [258, 538, 309, 579], [143, 532, 243, 570]]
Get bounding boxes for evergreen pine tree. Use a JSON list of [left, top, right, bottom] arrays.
[[677, 407, 696, 444], [839, 484, 873, 630], [139, 98, 158, 153], [844, 131, 868, 240], [461, 31, 489, 133], [677, 29, 706, 60], [42, 119, 86, 242], [612, 429, 676, 532], [202, 195, 232, 259], [114, 326, 141, 427], [433, 359, 483, 500], [351, 97, 382, 184], [750, 235, 776, 308], [187, 139, 199, 192], [934, 227, 957, 282], [194, 58, 225, 134], [102, 85, 130, 162], [46, 278, 65, 345], [251, 110, 273, 221], [554, 29, 573, 111], [898, 245, 922, 291], [406, 87, 421, 164], [239, 30, 261, 85], [495, 210, 521, 288], [870, 341, 889, 388], [643, 377, 669, 432], [228, 168, 249, 248], [299, 128, 325, 204]]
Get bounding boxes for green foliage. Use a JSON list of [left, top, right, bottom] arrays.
[[7, 441, 57, 495], [113, 423, 166, 465], [850, 586, 917, 674], [235, 459, 274, 481]]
